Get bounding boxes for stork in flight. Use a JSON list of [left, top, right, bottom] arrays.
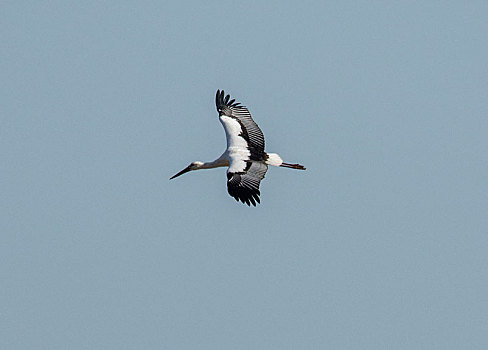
[[170, 90, 306, 206]]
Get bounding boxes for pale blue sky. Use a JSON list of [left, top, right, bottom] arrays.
[[2, 1, 488, 349]]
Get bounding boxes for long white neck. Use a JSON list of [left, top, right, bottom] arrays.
[[197, 152, 229, 169], [200, 159, 228, 169]]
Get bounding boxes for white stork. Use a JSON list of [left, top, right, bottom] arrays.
[[170, 90, 306, 206]]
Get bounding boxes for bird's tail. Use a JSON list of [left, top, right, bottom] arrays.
[[280, 162, 306, 170]]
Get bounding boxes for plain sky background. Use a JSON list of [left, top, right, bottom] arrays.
[[1, 1, 488, 349]]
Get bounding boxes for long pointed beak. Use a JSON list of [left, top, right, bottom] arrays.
[[170, 166, 191, 180]]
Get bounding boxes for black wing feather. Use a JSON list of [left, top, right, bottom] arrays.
[[216, 89, 242, 109], [226, 161, 268, 206], [216, 90, 266, 161]]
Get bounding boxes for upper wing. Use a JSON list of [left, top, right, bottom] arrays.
[[216, 90, 266, 161], [227, 160, 268, 206]]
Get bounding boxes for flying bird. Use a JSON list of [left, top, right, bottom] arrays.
[[170, 90, 306, 206]]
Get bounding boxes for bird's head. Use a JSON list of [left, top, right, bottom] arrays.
[[170, 161, 203, 179]]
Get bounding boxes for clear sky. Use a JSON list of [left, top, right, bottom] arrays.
[[2, 1, 488, 349]]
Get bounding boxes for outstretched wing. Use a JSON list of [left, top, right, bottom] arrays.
[[216, 90, 266, 161], [227, 160, 268, 206], [216, 90, 268, 206]]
